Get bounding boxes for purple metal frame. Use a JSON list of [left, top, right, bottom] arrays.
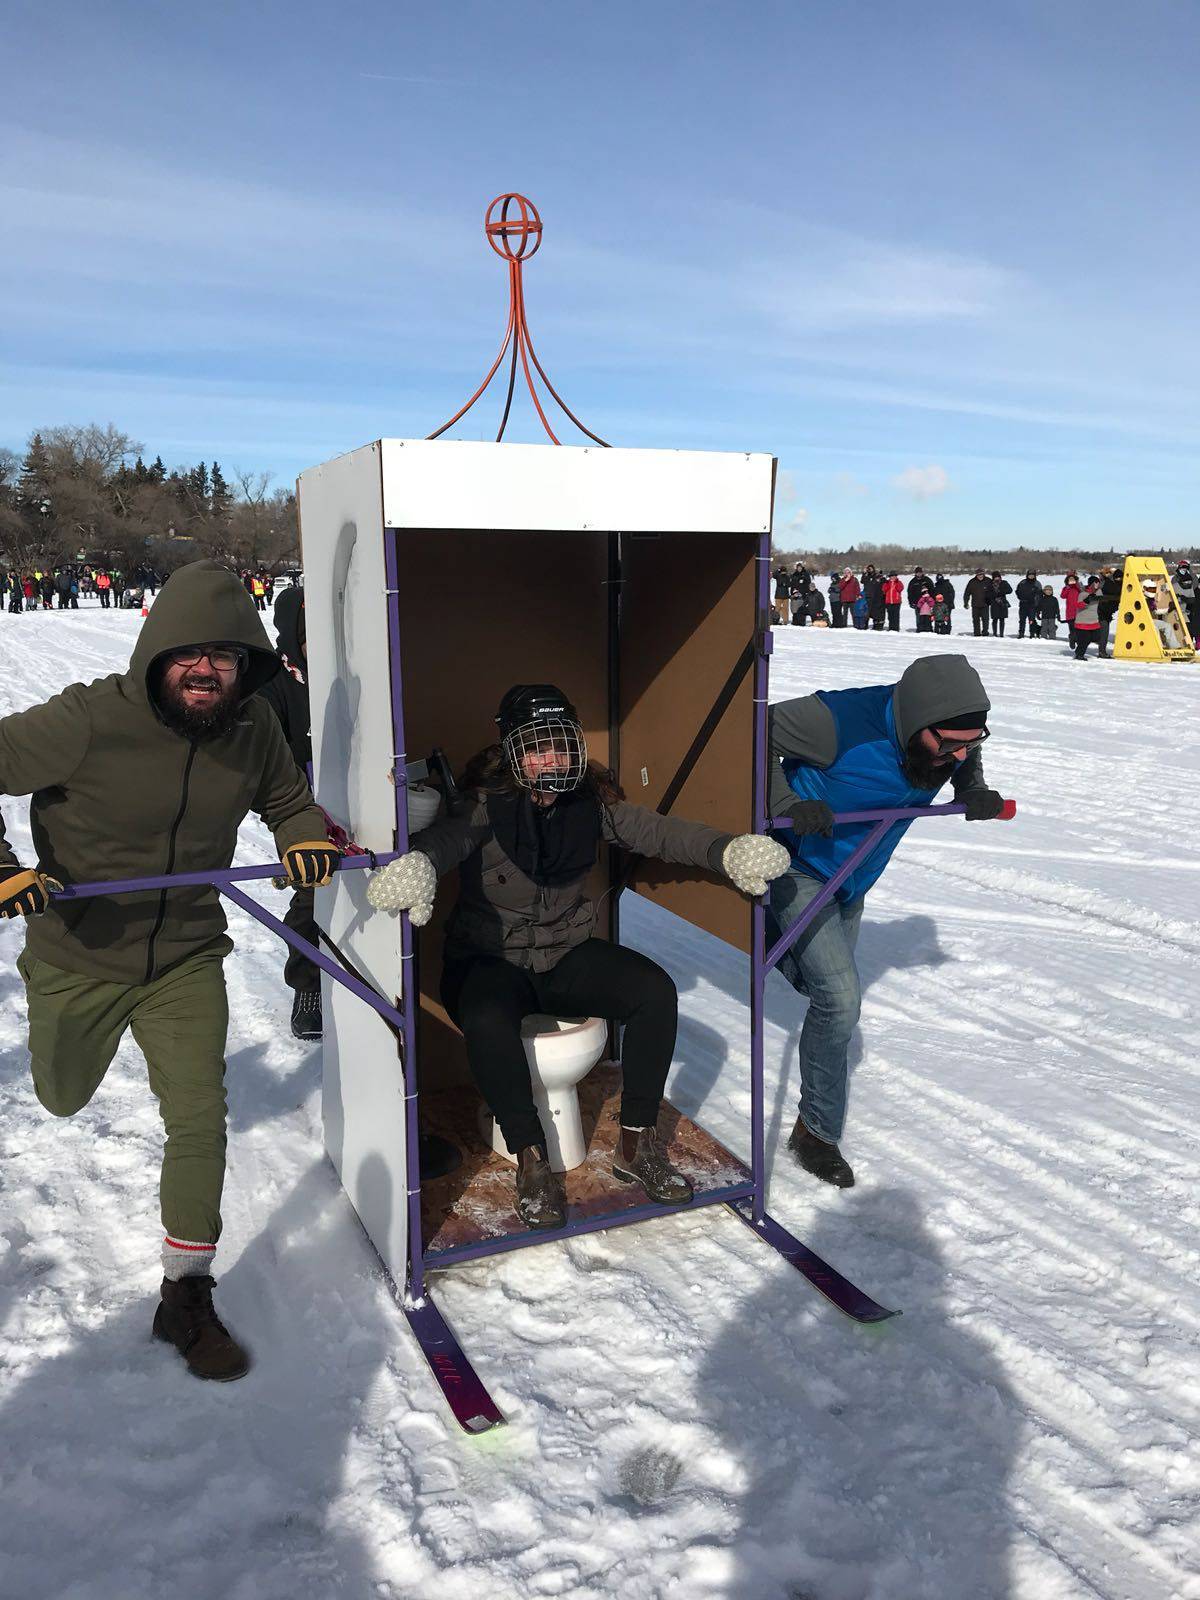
[[46, 526, 1015, 1433]]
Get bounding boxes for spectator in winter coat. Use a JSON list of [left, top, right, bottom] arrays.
[[907, 569, 934, 614], [862, 570, 886, 630], [773, 566, 791, 625], [962, 569, 991, 637], [1037, 585, 1061, 640], [366, 683, 791, 1231], [1073, 581, 1103, 660], [882, 573, 904, 631], [989, 573, 1013, 637], [851, 593, 870, 629], [915, 590, 935, 632], [6, 571, 22, 614], [1015, 571, 1041, 638], [1173, 558, 1200, 644], [39, 575, 54, 611], [805, 587, 828, 624], [934, 573, 956, 617], [933, 593, 952, 635], [767, 655, 1005, 1187], [0, 560, 333, 1381], [256, 586, 322, 1041], [832, 570, 859, 628], [828, 573, 844, 628], [1096, 566, 1121, 657], [96, 571, 112, 608], [1060, 573, 1083, 648], [789, 563, 811, 626]]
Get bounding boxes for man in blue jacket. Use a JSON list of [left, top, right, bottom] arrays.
[[768, 655, 1005, 1187]]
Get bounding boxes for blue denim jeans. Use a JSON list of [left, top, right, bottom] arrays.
[[767, 869, 864, 1145]]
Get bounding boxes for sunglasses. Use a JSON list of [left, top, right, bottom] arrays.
[[169, 645, 248, 673], [930, 726, 990, 756]]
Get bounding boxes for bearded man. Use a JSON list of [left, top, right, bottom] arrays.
[[767, 656, 1006, 1188], [0, 561, 336, 1380]]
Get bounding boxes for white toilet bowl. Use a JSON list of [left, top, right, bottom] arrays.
[[481, 1014, 607, 1172]]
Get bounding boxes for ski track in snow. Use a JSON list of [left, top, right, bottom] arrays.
[[0, 596, 1197, 1600]]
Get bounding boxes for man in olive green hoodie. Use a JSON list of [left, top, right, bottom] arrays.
[[0, 560, 336, 1381]]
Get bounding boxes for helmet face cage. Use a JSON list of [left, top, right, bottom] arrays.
[[503, 717, 588, 794]]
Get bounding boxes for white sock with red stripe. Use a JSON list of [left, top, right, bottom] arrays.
[[162, 1236, 216, 1280]]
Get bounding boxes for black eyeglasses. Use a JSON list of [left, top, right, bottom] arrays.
[[168, 645, 248, 673], [931, 726, 990, 756]]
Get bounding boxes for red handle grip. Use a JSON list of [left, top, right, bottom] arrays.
[[998, 798, 1017, 821]]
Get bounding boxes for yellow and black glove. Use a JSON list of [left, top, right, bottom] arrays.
[[0, 865, 61, 919], [280, 841, 340, 888]]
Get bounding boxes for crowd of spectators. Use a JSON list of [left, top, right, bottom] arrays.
[[3, 563, 287, 617], [772, 560, 1200, 659]]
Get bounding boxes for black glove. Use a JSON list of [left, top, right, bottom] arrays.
[[0, 864, 59, 919], [962, 788, 1006, 822], [784, 799, 836, 837]]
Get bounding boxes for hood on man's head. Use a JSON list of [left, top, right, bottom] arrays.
[[130, 559, 281, 707], [892, 655, 990, 748]]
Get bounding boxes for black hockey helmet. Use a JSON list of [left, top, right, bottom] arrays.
[[495, 684, 587, 794]]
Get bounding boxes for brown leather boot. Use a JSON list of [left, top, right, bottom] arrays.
[[153, 1276, 250, 1381], [788, 1116, 855, 1188], [613, 1126, 694, 1205], [515, 1144, 566, 1230]]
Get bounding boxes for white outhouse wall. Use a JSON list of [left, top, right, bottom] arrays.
[[297, 442, 409, 1283]]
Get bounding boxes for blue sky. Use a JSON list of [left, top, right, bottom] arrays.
[[2, 0, 1197, 550]]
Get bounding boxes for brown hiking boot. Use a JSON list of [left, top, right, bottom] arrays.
[[787, 1116, 855, 1188], [153, 1276, 250, 1382], [613, 1126, 694, 1205], [515, 1144, 566, 1230]]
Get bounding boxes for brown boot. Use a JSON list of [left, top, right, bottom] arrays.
[[153, 1276, 250, 1381], [787, 1116, 855, 1188], [515, 1144, 566, 1230], [613, 1126, 694, 1205]]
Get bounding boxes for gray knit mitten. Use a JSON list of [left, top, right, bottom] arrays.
[[365, 851, 437, 925], [721, 834, 792, 897]]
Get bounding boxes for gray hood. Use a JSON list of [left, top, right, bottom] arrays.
[[893, 655, 990, 748]]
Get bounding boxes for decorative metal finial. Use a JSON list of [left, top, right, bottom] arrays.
[[427, 193, 609, 446]]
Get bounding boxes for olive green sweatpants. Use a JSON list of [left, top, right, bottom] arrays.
[[17, 946, 230, 1244]]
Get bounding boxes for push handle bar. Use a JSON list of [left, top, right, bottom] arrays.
[[770, 798, 1017, 829], [50, 852, 401, 902]]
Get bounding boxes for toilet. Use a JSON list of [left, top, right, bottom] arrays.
[[480, 1014, 608, 1172]]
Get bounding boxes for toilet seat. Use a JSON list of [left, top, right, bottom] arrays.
[[480, 1013, 607, 1172]]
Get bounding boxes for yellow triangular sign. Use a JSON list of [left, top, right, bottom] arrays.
[[1113, 557, 1196, 662]]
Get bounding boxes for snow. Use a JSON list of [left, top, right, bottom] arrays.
[[1, 596, 1198, 1600]]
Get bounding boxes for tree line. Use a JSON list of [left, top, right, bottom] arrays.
[[0, 423, 300, 575]]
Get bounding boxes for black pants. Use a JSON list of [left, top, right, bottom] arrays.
[[990, 609, 1006, 636], [283, 885, 320, 991], [971, 607, 987, 636], [831, 601, 846, 628], [1075, 630, 1099, 659], [99, 590, 109, 607], [1018, 603, 1037, 638], [886, 603, 901, 631], [442, 940, 677, 1154], [915, 615, 933, 633], [1097, 619, 1111, 656]]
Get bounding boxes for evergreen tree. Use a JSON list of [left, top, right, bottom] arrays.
[[149, 455, 166, 483], [210, 461, 231, 520], [17, 432, 51, 514]]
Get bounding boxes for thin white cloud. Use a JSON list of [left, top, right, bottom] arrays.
[[776, 468, 797, 503], [894, 464, 951, 500]]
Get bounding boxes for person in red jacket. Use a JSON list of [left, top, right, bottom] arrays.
[[882, 573, 904, 631], [1060, 572, 1083, 649], [837, 568, 861, 626]]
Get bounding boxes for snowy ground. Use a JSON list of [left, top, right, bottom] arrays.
[[1, 596, 1197, 1600]]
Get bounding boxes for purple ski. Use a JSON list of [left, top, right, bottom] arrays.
[[403, 1295, 506, 1433], [731, 1205, 899, 1324]]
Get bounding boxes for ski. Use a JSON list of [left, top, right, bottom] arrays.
[[402, 1294, 506, 1433], [729, 1204, 899, 1324]]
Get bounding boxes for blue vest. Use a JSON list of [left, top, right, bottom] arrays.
[[775, 685, 951, 903]]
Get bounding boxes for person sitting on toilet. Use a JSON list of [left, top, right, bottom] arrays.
[[367, 684, 796, 1231]]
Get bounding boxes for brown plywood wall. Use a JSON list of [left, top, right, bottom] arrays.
[[618, 532, 758, 955], [395, 528, 611, 1088]]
